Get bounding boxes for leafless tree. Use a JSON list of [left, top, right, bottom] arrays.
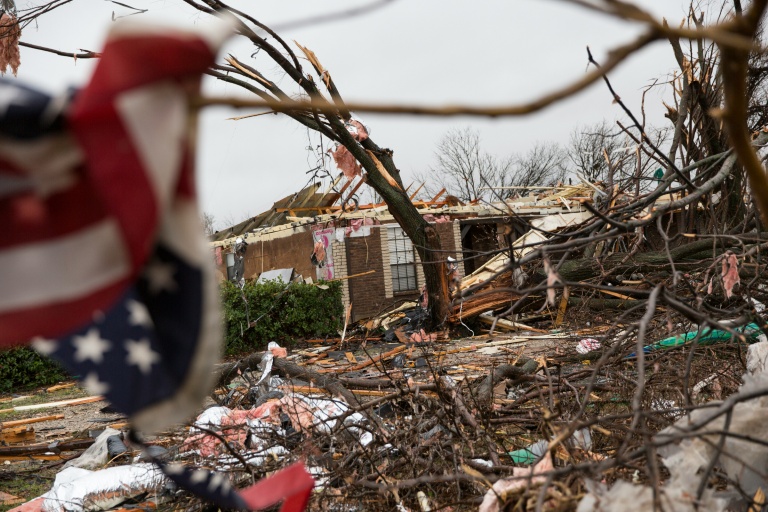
[[510, 141, 569, 190], [413, 127, 514, 203], [201, 211, 216, 237], [415, 129, 570, 202], [566, 121, 633, 183]]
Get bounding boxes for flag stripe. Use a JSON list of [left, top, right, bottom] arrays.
[[0, 134, 82, 181], [79, 36, 215, 98], [116, 84, 186, 214], [0, 219, 130, 312], [68, 100, 158, 271], [0, 179, 107, 249], [0, 280, 129, 343]]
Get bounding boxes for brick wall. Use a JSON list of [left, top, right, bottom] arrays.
[[421, 221, 462, 278], [347, 220, 463, 322], [346, 227, 388, 321], [211, 220, 464, 321]]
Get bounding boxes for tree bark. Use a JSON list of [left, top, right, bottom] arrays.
[[544, 237, 745, 283], [345, 138, 450, 329]]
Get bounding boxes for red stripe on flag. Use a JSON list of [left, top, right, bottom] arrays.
[[0, 279, 129, 345], [0, 156, 25, 175], [0, 177, 107, 249], [238, 463, 314, 512], [78, 36, 215, 98], [67, 104, 157, 270], [67, 35, 216, 272]]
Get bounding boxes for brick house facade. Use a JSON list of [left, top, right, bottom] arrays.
[[212, 219, 464, 322]]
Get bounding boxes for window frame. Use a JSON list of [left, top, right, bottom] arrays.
[[387, 225, 418, 293]]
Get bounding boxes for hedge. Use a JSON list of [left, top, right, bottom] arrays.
[[221, 279, 343, 354], [0, 347, 70, 393], [0, 280, 342, 393]]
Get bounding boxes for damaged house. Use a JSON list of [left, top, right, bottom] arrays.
[[210, 181, 594, 322]]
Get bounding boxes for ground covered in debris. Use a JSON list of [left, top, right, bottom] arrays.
[[1, 303, 760, 511]]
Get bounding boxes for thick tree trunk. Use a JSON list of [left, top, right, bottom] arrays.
[[355, 141, 450, 329], [539, 237, 762, 283]]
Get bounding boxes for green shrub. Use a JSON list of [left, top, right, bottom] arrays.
[[0, 347, 69, 393], [221, 279, 343, 354]]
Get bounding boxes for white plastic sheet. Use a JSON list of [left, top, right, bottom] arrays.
[[42, 464, 166, 512]]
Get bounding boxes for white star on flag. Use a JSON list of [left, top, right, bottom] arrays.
[[72, 328, 111, 363], [126, 299, 153, 327], [125, 338, 161, 374], [0, 83, 30, 116], [208, 473, 227, 492], [144, 259, 178, 294], [82, 372, 110, 395], [31, 336, 58, 356], [191, 470, 209, 485]]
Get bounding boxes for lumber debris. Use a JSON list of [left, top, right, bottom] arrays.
[[0, 438, 94, 457], [478, 312, 548, 333], [0, 426, 35, 444], [0, 396, 103, 414], [0, 491, 24, 505], [0, 414, 64, 428], [46, 382, 76, 393]]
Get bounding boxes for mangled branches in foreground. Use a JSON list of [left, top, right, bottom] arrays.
[[11, 0, 768, 510]]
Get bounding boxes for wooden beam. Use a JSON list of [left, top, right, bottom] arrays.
[[0, 454, 65, 461], [46, 382, 76, 393], [344, 178, 366, 204], [554, 287, 570, 328], [1, 414, 64, 428], [0, 396, 104, 414], [478, 314, 547, 333], [346, 345, 407, 372], [0, 426, 35, 444], [409, 182, 426, 201], [0, 491, 25, 505], [0, 438, 94, 457], [431, 188, 446, 202], [326, 269, 375, 282]]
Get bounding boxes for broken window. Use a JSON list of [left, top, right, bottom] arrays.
[[387, 225, 417, 292], [226, 252, 236, 282]]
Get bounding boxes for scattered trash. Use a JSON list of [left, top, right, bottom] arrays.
[[508, 440, 548, 465], [14, 464, 168, 512], [478, 453, 554, 512], [508, 429, 592, 465], [576, 338, 601, 354], [634, 323, 764, 355], [63, 429, 122, 470]]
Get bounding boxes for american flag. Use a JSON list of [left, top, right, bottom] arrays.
[[0, 18, 228, 434], [0, 18, 312, 511]]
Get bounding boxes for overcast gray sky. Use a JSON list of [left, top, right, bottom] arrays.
[[17, 0, 696, 227]]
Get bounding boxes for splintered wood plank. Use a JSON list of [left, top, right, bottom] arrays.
[[394, 328, 410, 343], [0, 454, 64, 461], [344, 352, 357, 363], [0, 426, 35, 444], [346, 345, 408, 372], [0, 396, 104, 414], [0, 437, 94, 457], [554, 287, 570, 327], [1, 414, 64, 428], [46, 382, 76, 392]]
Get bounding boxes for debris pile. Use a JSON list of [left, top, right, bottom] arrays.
[[4, 306, 767, 512]]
